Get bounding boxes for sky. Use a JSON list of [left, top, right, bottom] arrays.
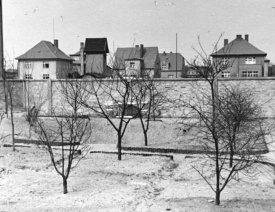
[[3, 0, 275, 68]]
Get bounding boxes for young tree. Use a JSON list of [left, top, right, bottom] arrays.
[[130, 78, 167, 146], [182, 35, 270, 205], [6, 80, 15, 151], [216, 85, 265, 168], [34, 80, 91, 194], [77, 75, 137, 160]]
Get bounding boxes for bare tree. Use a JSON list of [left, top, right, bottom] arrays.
[[182, 35, 270, 205], [77, 75, 137, 160], [216, 85, 265, 168], [130, 78, 167, 146], [34, 80, 91, 194]]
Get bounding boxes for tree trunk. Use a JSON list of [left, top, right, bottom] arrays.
[[63, 177, 68, 194], [9, 89, 15, 151], [230, 127, 237, 168], [215, 189, 220, 205], [144, 130, 148, 146], [229, 143, 233, 168], [117, 134, 122, 161]]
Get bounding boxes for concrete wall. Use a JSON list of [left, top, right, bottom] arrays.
[[1, 78, 275, 118], [0, 80, 24, 111]]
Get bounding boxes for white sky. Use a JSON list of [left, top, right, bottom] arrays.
[[3, 0, 275, 67]]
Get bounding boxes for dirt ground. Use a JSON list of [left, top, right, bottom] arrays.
[[1, 114, 275, 211]]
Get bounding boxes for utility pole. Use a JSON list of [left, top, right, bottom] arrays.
[[0, 0, 8, 116], [0, 0, 3, 80], [176, 33, 178, 78]]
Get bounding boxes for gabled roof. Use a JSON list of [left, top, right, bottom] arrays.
[[212, 36, 267, 57], [159, 52, 185, 70], [115, 46, 159, 69], [16, 40, 73, 61], [84, 38, 109, 53], [70, 50, 80, 56]]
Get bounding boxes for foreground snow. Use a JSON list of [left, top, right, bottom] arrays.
[[1, 145, 275, 212]]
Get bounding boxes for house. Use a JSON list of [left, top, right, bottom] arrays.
[[159, 51, 185, 78], [70, 38, 111, 78], [16, 40, 73, 79], [114, 44, 160, 78], [211, 34, 269, 78]]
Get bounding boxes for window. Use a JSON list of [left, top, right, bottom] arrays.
[[129, 62, 135, 69], [221, 71, 230, 78], [242, 71, 259, 77], [161, 62, 169, 70], [168, 75, 174, 78], [245, 57, 256, 64], [43, 61, 49, 68], [25, 74, 32, 79], [24, 62, 32, 69], [43, 74, 49, 79]]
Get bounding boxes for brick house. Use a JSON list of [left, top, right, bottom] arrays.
[[70, 38, 111, 78], [211, 34, 269, 78], [114, 44, 160, 78], [16, 40, 73, 79], [159, 51, 185, 78]]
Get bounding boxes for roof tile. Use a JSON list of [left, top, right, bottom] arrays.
[[16, 41, 72, 61], [212, 37, 267, 56]]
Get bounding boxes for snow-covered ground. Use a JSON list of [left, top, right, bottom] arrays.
[[1, 114, 275, 211], [1, 145, 275, 212]]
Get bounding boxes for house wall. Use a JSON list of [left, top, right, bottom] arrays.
[[18, 60, 57, 79], [85, 54, 105, 75], [214, 56, 265, 77], [18, 60, 72, 79], [56, 60, 73, 79], [161, 71, 184, 78]]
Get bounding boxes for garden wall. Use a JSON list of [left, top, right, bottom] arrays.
[[1, 78, 275, 117]]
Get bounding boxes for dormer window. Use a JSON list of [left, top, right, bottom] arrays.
[[245, 57, 256, 64]]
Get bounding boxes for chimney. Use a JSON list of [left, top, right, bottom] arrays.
[[54, 39, 58, 48], [80, 42, 85, 76], [80, 42, 84, 50], [140, 44, 144, 58], [245, 34, 249, 42], [264, 59, 270, 77], [224, 39, 228, 46], [236, 34, 242, 39]]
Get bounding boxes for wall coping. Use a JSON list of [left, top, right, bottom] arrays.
[[2, 77, 275, 83]]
